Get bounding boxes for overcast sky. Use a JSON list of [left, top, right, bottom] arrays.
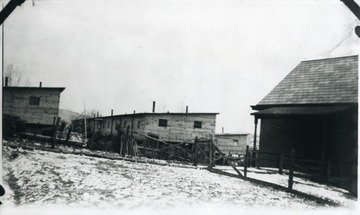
[[1, 0, 359, 133]]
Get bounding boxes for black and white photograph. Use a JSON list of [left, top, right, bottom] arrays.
[[0, 0, 359, 214]]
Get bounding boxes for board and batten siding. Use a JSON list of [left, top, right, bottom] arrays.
[[215, 134, 249, 154], [3, 87, 64, 125], [98, 115, 146, 135], [88, 113, 217, 143], [143, 114, 216, 142]]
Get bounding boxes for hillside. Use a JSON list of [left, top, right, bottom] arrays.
[[58, 109, 80, 124]]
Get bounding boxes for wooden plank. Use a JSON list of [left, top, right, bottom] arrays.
[[288, 148, 296, 191], [278, 153, 284, 174], [244, 145, 249, 177], [65, 125, 72, 145], [193, 137, 198, 166], [208, 137, 213, 168], [213, 144, 243, 176], [51, 117, 61, 149]]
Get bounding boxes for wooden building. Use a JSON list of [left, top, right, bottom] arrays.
[[85, 112, 218, 143], [3, 86, 65, 127], [215, 133, 249, 155], [251, 55, 358, 195]]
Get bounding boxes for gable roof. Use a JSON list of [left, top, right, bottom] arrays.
[[256, 55, 358, 106], [87, 112, 219, 120], [4, 86, 65, 93]]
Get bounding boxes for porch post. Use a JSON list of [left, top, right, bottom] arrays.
[[321, 116, 328, 178], [252, 116, 259, 167], [110, 109, 114, 136], [253, 116, 259, 151]]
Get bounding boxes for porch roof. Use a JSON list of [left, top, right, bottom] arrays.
[[251, 106, 351, 116]]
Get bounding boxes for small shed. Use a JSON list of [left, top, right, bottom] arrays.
[[215, 133, 249, 155], [251, 55, 358, 195], [3, 85, 65, 130]]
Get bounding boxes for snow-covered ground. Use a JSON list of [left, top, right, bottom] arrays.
[[1, 141, 358, 214]]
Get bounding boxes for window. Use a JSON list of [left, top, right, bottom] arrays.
[[194, 121, 202, 129], [158, 119, 168, 127], [233, 139, 239, 145], [137, 120, 141, 129], [123, 121, 127, 128], [29, 96, 40, 106]]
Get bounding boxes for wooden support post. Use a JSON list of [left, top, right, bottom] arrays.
[[52, 117, 61, 149], [65, 125, 72, 145], [252, 117, 258, 167], [119, 116, 122, 154], [193, 137, 198, 166], [33, 123, 39, 140], [119, 136, 123, 156], [58, 121, 65, 141], [93, 114, 96, 132], [279, 153, 284, 174], [208, 138, 213, 168], [110, 109, 114, 137], [326, 160, 331, 182], [158, 142, 162, 159], [244, 145, 249, 177], [131, 110, 135, 138], [288, 148, 296, 191], [211, 137, 215, 167], [126, 126, 130, 156]]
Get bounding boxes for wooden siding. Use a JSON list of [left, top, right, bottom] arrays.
[[3, 88, 63, 125], [215, 134, 249, 154], [90, 114, 217, 142], [94, 115, 146, 135], [142, 114, 216, 142]]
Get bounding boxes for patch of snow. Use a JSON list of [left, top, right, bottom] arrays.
[[1, 140, 358, 212]]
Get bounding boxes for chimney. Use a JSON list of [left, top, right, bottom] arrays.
[[186, 106, 188, 113], [5, 77, 8, 87], [152, 101, 156, 113], [39, 82, 42, 88], [222, 127, 224, 134]]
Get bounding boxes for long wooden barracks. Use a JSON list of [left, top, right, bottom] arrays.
[[86, 111, 218, 143]]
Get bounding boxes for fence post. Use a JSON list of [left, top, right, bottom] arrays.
[[255, 151, 259, 169], [244, 145, 249, 177], [279, 153, 284, 174], [193, 137, 198, 166], [52, 117, 61, 149], [158, 142, 162, 160], [58, 121, 66, 141], [33, 123, 39, 140], [326, 160, 331, 182], [65, 125, 72, 145], [208, 137, 213, 168], [288, 148, 296, 191], [211, 137, 215, 167]]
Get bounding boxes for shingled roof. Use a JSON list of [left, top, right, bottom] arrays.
[[257, 55, 358, 106]]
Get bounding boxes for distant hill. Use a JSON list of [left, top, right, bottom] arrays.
[[59, 109, 80, 124]]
